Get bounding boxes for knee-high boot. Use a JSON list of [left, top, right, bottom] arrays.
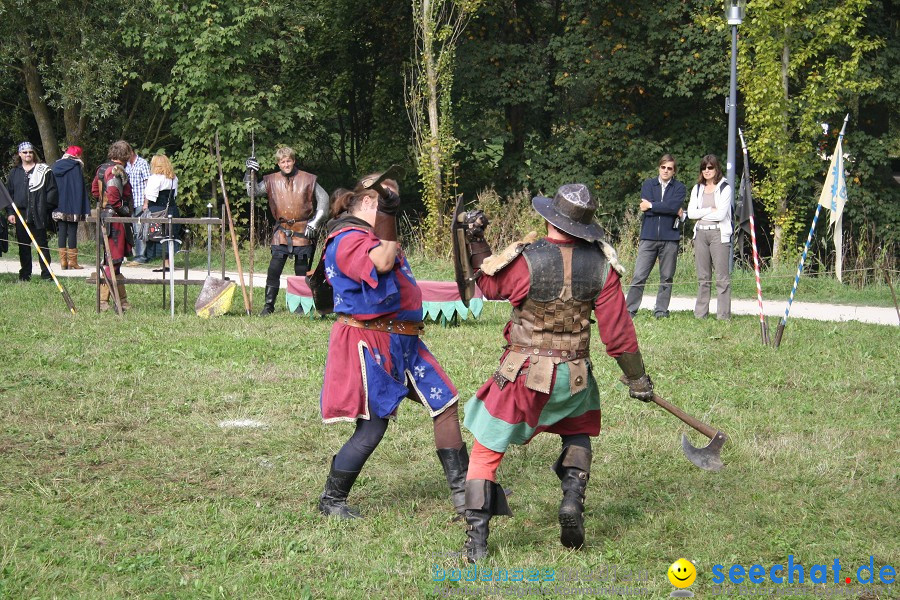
[[437, 445, 469, 516], [117, 282, 131, 310], [57, 248, 69, 270], [67, 248, 84, 270], [99, 283, 111, 312], [553, 445, 592, 549], [260, 284, 279, 316], [318, 456, 362, 519], [463, 479, 512, 563]]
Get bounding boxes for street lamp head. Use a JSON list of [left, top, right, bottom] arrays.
[[725, 0, 746, 24]]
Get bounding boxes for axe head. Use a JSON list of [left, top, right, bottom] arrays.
[[681, 431, 727, 472]]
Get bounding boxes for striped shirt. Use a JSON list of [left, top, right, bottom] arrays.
[[125, 155, 151, 209]]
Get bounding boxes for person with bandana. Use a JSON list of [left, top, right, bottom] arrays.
[[50, 146, 90, 270], [5, 142, 58, 281]]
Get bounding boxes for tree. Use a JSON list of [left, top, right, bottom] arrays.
[[408, 0, 481, 254], [737, 0, 881, 262]]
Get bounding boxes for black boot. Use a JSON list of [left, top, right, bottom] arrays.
[[259, 284, 279, 316], [436, 445, 469, 517], [553, 445, 592, 549], [463, 479, 512, 563], [318, 457, 362, 519]]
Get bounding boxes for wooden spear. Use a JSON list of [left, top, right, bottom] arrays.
[[214, 132, 251, 315]]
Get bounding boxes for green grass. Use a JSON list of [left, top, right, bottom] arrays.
[[0, 269, 897, 599]]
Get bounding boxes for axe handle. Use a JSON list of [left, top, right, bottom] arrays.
[[651, 394, 718, 440]]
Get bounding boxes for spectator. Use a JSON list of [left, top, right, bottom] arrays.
[[687, 154, 733, 320], [5, 142, 57, 280], [124, 143, 151, 264], [144, 154, 180, 272], [50, 146, 90, 270], [625, 154, 686, 318]]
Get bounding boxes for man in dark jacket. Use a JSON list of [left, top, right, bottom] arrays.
[[625, 154, 686, 318], [5, 142, 58, 281]]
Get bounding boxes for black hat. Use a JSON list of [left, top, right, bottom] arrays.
[[532, 183, 605, 242]]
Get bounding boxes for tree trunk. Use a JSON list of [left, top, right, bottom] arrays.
[[63, 104, 86, 146], [773, 28, 791, 264], [19, 36, 59, 164]]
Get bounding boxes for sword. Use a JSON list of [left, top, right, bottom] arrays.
[[206, 203, 213, 276]]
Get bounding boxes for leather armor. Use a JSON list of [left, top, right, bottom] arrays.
[[507, 239, 608, 353], [263, 170, 317, 247]]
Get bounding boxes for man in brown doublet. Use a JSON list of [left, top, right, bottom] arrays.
[[245, 146, 329, 315]]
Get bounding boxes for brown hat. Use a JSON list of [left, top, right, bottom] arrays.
[[532, 183, 605, 242]]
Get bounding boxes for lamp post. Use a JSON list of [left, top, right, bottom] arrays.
[[725, 0, 745, 272]]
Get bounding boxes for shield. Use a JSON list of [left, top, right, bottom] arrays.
[[451, 195, 476, 307], [195, 276, 237, 318]]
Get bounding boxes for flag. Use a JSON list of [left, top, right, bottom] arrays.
[[735, 153, 755, 256], [817, 136, 849, 281]]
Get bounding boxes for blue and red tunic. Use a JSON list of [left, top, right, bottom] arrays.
[[319, 225, 457, 423], [464, 236, 639, 452]]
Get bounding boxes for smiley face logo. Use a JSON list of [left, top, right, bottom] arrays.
[[668, 558, 697, 588]]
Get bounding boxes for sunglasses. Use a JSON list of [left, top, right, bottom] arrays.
[[659, 166, 675, 171], [702, 166, 716, 171], [20, 151, 34, 155]]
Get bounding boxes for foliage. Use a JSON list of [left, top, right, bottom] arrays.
[[408, 0, 481, 255], [736, 0, 882, 262]]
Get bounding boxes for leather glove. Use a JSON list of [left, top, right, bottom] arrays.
[[464, 210, 490, 243], [245, 157, 260, 172], [615, 351, 654, 402], [377, 189, 401, 216], [620, 374, 654, 402]]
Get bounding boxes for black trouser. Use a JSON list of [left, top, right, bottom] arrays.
[[57, 221, 79, 249], [265, 246, 314, 288], [16, 221, 49, 278]]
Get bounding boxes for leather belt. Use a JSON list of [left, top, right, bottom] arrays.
[[338, 315, 424, 336], [696, 224, 720, 230], [506, 345, 589, 359]]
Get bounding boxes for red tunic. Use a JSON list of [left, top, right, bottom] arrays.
[[465, 236, 638, 446], [91, 164, 133, 263]]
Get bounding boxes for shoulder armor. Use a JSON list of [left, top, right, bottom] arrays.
[[480, 231, 539, 276], [600, 240, 625, 276]]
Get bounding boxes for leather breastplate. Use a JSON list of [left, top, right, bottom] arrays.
[[264, 170, 316, 246], [507, 239, 608, 352]]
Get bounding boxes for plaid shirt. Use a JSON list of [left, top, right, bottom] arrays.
[[125, 154, 151, 209]]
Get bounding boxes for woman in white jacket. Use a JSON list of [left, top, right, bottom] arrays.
[[687, 154, 732, 319]]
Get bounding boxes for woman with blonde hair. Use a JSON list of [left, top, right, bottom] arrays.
[[144, 154, 180, 272]]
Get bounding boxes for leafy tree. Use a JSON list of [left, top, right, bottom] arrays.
[[736, 0, 881, 262]]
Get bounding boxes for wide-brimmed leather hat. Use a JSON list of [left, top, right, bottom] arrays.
[[532, 183, 604, 242]]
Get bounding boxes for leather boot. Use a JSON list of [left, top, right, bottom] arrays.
[[117, 282, 131, 310], [553, 445, 592, 549], [67, 248, 84, 270], [99, 283, 111, 312], [463, 479, 512, 563], [57, 248, 68, 270], [436, 445, 469, 517], [259, 284, 279, 316], [318, 457, 362, 519]]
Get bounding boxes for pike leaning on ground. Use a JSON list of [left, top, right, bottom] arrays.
[[455, 184, 656, 562], [244, 147, 329, 315]]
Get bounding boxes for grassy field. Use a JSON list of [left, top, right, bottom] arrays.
[[0, 274, 897, 599]]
